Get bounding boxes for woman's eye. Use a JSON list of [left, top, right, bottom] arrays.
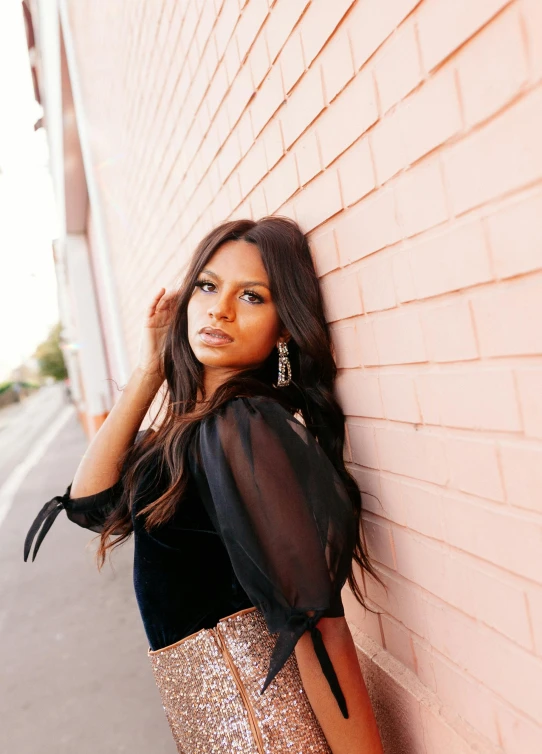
[[194, 280, 216, 294], [195, 280, 263, 304], [242, 291, 264, 304]]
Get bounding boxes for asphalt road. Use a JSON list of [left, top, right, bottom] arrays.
[[0, 385, 177, 753]]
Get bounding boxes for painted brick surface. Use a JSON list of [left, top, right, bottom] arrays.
[[67, 1, 542, 751]]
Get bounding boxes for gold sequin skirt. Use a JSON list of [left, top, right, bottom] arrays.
[[147, 606, 331, 753]]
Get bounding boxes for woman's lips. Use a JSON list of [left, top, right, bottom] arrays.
[[199, 331, 234, 346]]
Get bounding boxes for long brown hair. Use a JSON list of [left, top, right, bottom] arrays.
[[96, 216, 384, 609]]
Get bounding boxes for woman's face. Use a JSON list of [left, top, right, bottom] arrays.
[[187, 239, 289, 394]]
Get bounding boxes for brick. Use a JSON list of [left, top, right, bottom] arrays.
[[343, 588, 384, 646], [294, 167, 342, 231], [379, 372, 421, 423], [237, 111, 254, 158], [235, 0, 268, 62], [335, 188, 401, 266], [281, 64, 325, 148], [210, 186, 232, 225], [331, 323, 362, 369], [216, 130, 242, 182], [320, 29, 355, 104], [381, 615, 416, 671], [248, 32, 271, 88], [348, 423, 379, 468], [226, 62, 255, 126], [443, 87, 542, 216], [358, 255, 396, 313], [522, 0, 542, 80], [400, 483, 445, 540], [365, 568, 427, 637], [319, 267, 363, 322], [496, 701, 542, 754], [261, 116, 283, 169], [417, 0, 511, 72], [395, 159, 448, 238], [317, 70, 378, 166], [180, 2, 200, 52], [215, 102, 231, 144], [206, 62, 229, 120], [299, 0, 356, 66], [308, 223, 339, 276], [363, 515, 397, 570], [368, 476, 404, 523], [294, 129, 321, 186], [357, 317, 380, 366], [373, 308, 427, 365], [373, 21, 422, 114], [392, 527, 451, 597], [391, 252, 416, 304], [238, 138, 267, 195], [227, 170, 242, 209], [263, 150, 298, 212], [196, 1, 217, 54], [455, 6, 529, 127], [500, 440, 542, 514], [471, 278, 542, 358], [416, 368, 522, 432], [343, 423, 353, 463], [334, 368, 384, 418], [279, 31, 305, 94], [251, 64, 284, 137], [424, 598, 542, 722], [516, 368, 542, 440], [375, 426, 448, 485], [349, 466, 383, 503], [370, 108, 408, 184], [408, 220, 492, 300], [460, 562, 532, 651], [431, 654, 501, 744], [526, 585, 542, 656], [336, 137, 375, 207], [249, 184, 267, 219], [224, 33, 241, 84], [412, 637, 437, 691], [347, 0, 423, 71], [265, 0, 310, 63], [399, 66, 462, 166], [446, 436, 504, 502], [486, 191, 542, 279], [420, 298, 478, 363]]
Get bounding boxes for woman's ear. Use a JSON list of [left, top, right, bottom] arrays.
[[280, 329, 292, 344]]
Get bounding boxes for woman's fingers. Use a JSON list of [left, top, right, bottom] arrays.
[[148, 288, 166, 316]]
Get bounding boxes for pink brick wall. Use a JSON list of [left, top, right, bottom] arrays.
[[66, 1, 542, 751]]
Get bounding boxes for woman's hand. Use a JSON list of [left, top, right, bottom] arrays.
[[137, 287, 177, 381]]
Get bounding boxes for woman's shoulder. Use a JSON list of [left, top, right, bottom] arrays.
[[212, 394, 306, 428]]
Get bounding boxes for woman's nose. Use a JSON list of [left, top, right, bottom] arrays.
[[207, 292, 234, 320]]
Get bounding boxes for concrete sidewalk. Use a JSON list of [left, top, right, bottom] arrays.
[[0, 394, 176, 753]]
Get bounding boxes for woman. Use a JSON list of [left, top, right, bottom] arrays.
[[24, 217, 384, 753]]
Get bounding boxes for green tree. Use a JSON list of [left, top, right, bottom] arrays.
[[34, 322, 68, 381]]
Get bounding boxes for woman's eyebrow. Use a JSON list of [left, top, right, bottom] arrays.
[[200, 269, 270, 289]]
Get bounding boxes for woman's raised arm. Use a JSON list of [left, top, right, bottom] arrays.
[[69, 366, 162, 498], [70, 287, 175, 498]]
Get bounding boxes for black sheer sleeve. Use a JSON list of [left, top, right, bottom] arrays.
[[189, 395, 356, 718], [23, 428, 152, 563]]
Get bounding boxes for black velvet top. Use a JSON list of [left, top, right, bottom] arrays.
[[23, 395, 357, 718]]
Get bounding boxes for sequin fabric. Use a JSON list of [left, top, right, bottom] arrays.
[[148, 607, 331, 754], [220, 608, 332, 753]]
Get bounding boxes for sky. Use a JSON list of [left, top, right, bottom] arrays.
[[0, 0, 60, 382]]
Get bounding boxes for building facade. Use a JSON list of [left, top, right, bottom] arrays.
[[27, 0, 542, 751]]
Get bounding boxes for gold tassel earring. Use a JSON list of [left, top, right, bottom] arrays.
[[273, 340, 292, 388]]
